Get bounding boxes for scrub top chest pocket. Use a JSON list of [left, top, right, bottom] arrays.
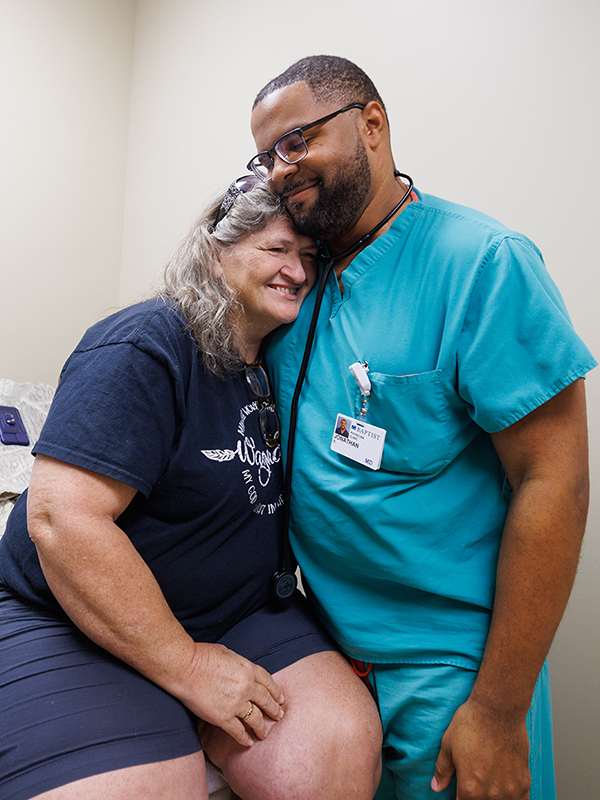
[[361, 370, 451, 475]]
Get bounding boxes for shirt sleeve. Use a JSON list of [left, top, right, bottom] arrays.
[[33, 342, 179, 496], [456, 235, 597, 432]]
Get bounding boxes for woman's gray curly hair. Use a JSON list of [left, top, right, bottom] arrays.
[[159, 181, 289, 376]]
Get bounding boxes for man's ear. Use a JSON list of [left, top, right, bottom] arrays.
[[360, 101, 387, 150]]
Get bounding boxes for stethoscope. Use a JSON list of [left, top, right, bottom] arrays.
[[272, 171, 414, 600]]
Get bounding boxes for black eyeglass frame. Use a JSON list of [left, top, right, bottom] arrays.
[[246, 103, 366, 180], [244, 363, 281, 449]]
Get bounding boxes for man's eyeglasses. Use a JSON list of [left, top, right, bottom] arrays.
[[246, 103, 366, 181], [210, 175, 261, 232], [245, 364, 280, 449]]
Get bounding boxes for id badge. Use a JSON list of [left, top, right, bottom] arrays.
[[330, 413, 386, 470]]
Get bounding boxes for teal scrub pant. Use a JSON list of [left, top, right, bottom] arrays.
[[370, 661, 555, 800]]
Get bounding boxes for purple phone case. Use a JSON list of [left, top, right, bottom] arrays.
[[0, 406, 30, 446]]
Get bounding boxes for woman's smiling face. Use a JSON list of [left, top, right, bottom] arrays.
[[217, 217, 318, 357]]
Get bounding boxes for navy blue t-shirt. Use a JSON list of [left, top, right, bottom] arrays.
[[0, 300, 284, 642]]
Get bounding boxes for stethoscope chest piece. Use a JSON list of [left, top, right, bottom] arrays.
[[272, 570, 298, 600]]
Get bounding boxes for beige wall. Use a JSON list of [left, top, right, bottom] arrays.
[[1, 0, 599, 796], [0, 0, 136, 385]]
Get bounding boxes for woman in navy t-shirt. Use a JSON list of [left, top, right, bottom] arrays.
[[0, 180, 382, 800]]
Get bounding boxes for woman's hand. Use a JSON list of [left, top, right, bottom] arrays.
[[179, 642, 285, 747]]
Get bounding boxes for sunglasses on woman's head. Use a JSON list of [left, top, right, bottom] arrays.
[[210, 175, 262, 232]]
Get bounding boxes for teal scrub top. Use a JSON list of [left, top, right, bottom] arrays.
[[265, 190, 596, 668]]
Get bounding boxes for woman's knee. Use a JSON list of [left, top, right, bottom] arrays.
[[309, 675, 382, 798], [215, 652, 383, 800], [302, 652, 383, 780], [247, 713, 382, 800]]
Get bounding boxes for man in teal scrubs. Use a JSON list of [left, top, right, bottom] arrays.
[[248, 56, 595, 799]]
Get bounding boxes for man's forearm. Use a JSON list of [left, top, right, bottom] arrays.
[[475, 379, 590, 714], [470, 470, 588, 716]]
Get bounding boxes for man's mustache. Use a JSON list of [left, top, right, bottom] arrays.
[[281, 179, 321, 198]]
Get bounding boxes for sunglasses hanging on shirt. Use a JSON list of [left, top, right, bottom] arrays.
[[244, 363, 281, 449]]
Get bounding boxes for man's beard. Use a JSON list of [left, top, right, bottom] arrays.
[[284, 137, 371, 241]]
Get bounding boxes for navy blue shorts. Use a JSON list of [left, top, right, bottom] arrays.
[[0, 588, 335, 800]]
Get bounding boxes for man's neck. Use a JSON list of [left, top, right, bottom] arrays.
[[329, 175, 413, 278]]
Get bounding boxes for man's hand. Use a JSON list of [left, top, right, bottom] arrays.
[[431, 698, 530, 799]]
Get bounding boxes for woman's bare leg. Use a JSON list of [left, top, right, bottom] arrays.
[[31, 751, 209, 800], [201, 651, 382, 800]]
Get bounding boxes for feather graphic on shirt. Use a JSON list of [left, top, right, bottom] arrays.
[[201, 449, 236, 462]]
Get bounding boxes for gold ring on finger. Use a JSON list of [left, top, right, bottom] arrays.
[[241, 702, 254, 721]]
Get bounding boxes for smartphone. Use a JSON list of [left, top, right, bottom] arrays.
[[0, 406, 30, 446]]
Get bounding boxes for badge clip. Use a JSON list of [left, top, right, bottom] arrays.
[[349, 362, 371, 416]]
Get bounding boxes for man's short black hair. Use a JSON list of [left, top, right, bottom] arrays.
[[253, 55, 387, 116]]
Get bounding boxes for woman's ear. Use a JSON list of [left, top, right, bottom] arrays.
[[211, 239, 225, 278]]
